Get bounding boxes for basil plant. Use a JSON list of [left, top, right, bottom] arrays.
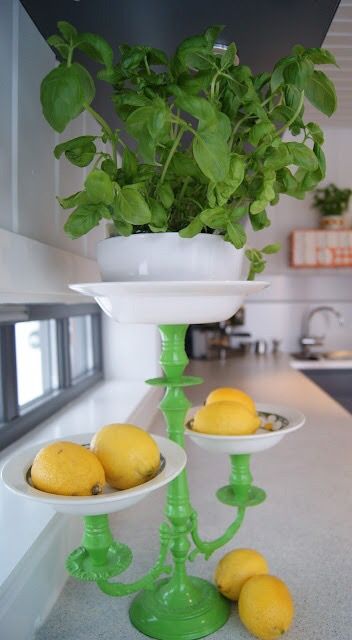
[[41, 22, 338, 277]]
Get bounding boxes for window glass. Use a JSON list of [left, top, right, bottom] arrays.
[[15, 320, 58, 406], [69, 315, 94, 380]]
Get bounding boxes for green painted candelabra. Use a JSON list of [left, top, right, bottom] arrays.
[[66, 324, 266, 640]]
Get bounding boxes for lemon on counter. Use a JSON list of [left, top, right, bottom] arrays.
[[31, 441, 105, 496], [214, 548, 269, 601], [206, 387, 256, 415], [90, 423, 160, 490], [192, 401, 260, 436], [238, 574, 294, 640]]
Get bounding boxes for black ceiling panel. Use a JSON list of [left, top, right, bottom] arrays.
[[20, 0, 341, 121]]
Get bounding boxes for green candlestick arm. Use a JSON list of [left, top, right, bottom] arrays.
[[189, 506, 246, 561], [97, 523, 172, 597]]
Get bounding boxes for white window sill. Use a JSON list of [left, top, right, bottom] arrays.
[[0, 379, 158, 586]]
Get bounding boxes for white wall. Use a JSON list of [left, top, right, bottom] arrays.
[[243, 128, 352, 352], [0, 1, 160, 375], [0, 0, 105, 260]]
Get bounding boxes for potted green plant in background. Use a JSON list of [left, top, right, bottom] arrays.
[[312, 183, 351, 230], [40, 22, 338, 281]]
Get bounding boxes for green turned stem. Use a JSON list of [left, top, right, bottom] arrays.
[[158, 325, 196, 597], [230, 454, 253, 502], [82, 515, 114, 566]]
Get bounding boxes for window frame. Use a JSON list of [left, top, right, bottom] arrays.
[[0, 303, 103, 451]]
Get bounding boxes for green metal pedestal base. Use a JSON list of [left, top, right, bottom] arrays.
[[129, 576, 230, 640], [67, 541, 132, 581], [217, 484, 266, 507]]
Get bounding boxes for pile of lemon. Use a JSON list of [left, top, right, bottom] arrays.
[[215, 548, 294, 640], [31, 424, 160, 497], [192, 387, 261, 435]]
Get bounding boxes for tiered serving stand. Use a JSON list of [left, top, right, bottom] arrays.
[[2, 279, 305, 640]]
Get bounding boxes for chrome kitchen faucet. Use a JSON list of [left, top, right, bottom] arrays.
[[300, 306, 344, 356]]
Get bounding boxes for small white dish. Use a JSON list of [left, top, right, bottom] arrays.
[[69, 280, 269, 324], [1, 433, 186, 516], [185, 403, 305, 455]]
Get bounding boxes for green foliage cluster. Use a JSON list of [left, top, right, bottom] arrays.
[[40, 21, 338, 276], [312, 183, 351, 216]]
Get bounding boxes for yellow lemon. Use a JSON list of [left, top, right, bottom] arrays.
[[238, 575, 294, 640], [206, 387, 256, 415], [31, 441, 105, 496], [90, 424, 160, 490], [192, 401, 260, 435], [214, 548, 269, 601]]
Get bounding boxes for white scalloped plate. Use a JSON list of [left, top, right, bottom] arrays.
[[69, 280, 269, 324], [1, 433, 186, 516], [185, 403, 305, 454]]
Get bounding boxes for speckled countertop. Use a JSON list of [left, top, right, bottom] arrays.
[[35, 354, 352, 640]]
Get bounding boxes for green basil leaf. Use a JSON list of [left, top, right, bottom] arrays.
[[230, 205, 248, 223], [200, 207, 228, 229], [114, 186, 151, 224], [85, 169, 114, 204], [66, 143, 96, 167], [193, 130, 230, 182], [54, 135, 96, 159], [226, 222, 247, 249], [304, 70, 337, 117], [175, 33, 212, 71], [149, 198, 168, 229], [204, 25, 224, 47], [47, 35, 69, 59], [262, 243, 281, 254], [221, 88, 240, 120], [313, 143, 326, 179], [169, 153, 205, 181], [57, 191, 87, 209], [276, 168, 298, 194], [57, 21, 77, 42], [179, 217, 203, 237], [157, 183, 174, 209], [122, 148, 138, 179], [284, 85, 303, 112], [286, 142, 318, 171], [101, 159, 118, 181], [306, 122, 324, 145], [114, 92, 151, 108], [304, 48, 337, 66], [220, 43, 237, 69], [270, 57, 294, 92], [263, 144, 292, 170], [283, 58, 313, 89], [76, 32, 114, 68], [40, 63, 95, 133], [249, 122, 275, 146], [175, 92, 218, 126], [250, 200, 268, 215], [147, 47, 168, 66], [249, 210, 271, 231], [112, 218, 133, 236], [64, 204, 102, 238], [178, 70, 213, 95]]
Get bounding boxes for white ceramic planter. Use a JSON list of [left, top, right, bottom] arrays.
[[97, 233, 244, 282]]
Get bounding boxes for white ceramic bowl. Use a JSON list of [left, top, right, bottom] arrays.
[[1, 433, 187, 516], [69, 280, 269, 324], [185, 403, 305, 455], [97, 233, 244, 282]]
